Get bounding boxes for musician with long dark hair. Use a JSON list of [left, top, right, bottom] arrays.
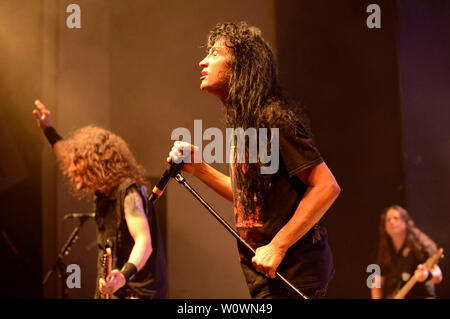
[[168, 22, 340, 298], [33, 100, 168, 298], [371, 205, 443, 298]]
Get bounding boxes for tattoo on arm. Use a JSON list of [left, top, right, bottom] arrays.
[[123, 186, 152, 269], [124, 187, 145, 218]]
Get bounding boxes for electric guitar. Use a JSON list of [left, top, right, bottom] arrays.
[[101, 240, 113, 299], [391, 248, 443, 299]]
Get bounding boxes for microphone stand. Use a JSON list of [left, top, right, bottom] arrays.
[[172, 173, 309, 299], [42, 216, 90, 299]]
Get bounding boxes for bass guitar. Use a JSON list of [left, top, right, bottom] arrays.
[[391, 248, 443, 299]]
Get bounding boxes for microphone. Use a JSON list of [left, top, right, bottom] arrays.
[[149, 162, 184, 203], [64, 213, 95, 220]]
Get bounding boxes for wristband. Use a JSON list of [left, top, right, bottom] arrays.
[[43, 126, 63, 147], [426, 271, 433, 282], [120, 262, 137, 282]]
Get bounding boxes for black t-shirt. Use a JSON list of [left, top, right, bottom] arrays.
[[230, 121, 335, 298], [94, 179, 168, 299], [383, 243, 436, 299]]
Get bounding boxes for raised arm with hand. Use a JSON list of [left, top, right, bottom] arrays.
[[32, 100, 67, 162]]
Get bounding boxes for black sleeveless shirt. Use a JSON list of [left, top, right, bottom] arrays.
[[94, 179, 168, 298]]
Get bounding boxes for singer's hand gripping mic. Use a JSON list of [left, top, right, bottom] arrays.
[[149, 161, 184, 203]]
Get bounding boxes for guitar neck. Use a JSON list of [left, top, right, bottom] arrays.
[[391, 248, 443, 299], [393, 276, 417, 299], [100, 246, 112, 299]]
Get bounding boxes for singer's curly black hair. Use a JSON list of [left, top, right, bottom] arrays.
[[206, 22, 310, 216]]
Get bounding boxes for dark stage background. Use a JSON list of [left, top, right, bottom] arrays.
[[276, 0, 450, 298], [1, 0, 449, 298]]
